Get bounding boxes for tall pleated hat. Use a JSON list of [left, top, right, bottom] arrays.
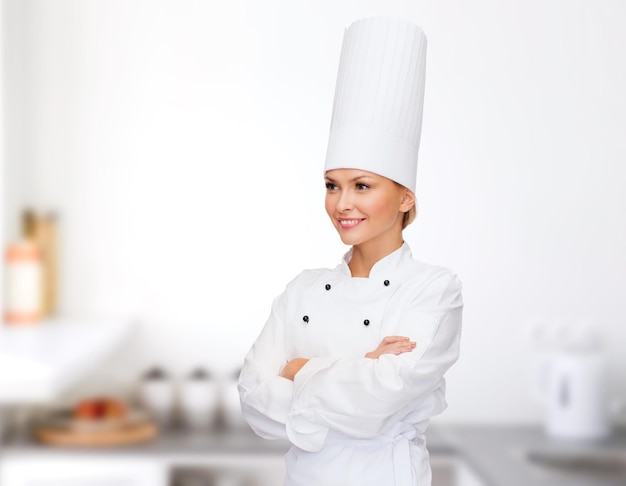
[[324, 17, 427, 194]]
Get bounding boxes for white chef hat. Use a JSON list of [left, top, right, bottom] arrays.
[[324, 17, 427, 194]]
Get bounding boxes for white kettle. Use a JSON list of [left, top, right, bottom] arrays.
[[535, 349, 610, 440]]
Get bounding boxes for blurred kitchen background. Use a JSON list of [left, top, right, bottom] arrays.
[[1, 0, 625, 485]]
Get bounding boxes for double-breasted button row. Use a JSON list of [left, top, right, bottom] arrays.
[[306, 279, 391, 326], [302, 315, 371, 326], [323, 281, 390, 290]]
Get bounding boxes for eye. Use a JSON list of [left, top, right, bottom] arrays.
[[356, 183, 369, 190], [325, 182, 338, 190]]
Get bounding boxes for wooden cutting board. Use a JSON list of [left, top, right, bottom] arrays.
[[35, 420, 158, 447]]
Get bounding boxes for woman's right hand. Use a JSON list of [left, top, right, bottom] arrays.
[[365, 336, 416, 359]]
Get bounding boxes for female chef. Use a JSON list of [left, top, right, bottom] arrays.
[[239, 17, 463, 486]]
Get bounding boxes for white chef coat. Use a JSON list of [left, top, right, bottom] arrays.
[[239, 243, 463, 486]]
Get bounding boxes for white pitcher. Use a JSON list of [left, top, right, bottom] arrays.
[[535, 349, 610, 440]]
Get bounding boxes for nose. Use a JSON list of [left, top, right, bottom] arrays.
[[336, 189, 354, 213]]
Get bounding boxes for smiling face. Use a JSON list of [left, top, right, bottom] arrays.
[[324, 169, 415, 250]]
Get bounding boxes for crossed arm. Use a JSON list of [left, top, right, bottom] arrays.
[[279, 335, 416, 381], [240, 272, 463, 450]]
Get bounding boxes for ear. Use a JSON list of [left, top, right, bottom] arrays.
[[399, 188, 416, 213]]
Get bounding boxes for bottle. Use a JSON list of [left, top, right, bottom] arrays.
[[22, 209, 58, 318], [4, 240, 43, 325]]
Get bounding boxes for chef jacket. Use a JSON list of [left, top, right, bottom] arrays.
[[239, 243, 463, 485]]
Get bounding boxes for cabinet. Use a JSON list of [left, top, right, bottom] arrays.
[[0, 456, 167, 486], [0, 451, 484, 486], [431, 455, 487, 486], [0, 429, 288, 486], [0, 457, 284, 486], [171, 459, 285, 486]]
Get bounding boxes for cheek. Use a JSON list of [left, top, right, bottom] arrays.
[[364, 196, 397, 219], [324, 194, 334, 217]]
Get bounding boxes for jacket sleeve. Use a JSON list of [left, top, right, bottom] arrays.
[[238, 288, 293, 440], [286, 272, 463, 451]]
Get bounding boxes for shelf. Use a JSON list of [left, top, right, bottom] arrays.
[[0, 319, 132, 405]]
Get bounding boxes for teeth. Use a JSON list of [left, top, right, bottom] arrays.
[[340, 219, 361, 225]]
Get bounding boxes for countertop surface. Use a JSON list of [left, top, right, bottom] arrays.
[[2, 424, 625, 485], [430, 425, 626, 486]]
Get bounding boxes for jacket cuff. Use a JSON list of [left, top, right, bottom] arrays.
[[286, 413, 329, 452], [294, 356, 337, 389], [286, 356, 336, 451]]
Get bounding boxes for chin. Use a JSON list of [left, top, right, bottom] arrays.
[[336, 232, 362, 246]]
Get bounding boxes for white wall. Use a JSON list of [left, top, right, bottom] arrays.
[[3, 0, 626, 424]]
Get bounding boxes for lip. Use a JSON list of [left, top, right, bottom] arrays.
[[337, 218, 365, 229]]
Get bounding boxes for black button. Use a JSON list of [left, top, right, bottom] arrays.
[[384, 280, 390, 286], [363, 319, 370, 326], [303, 315, 309, 323], [325, 284, 331, 291]]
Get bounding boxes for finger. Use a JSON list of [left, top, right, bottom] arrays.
[[383, 336, 410, 344], [387, 344, 408, 355], [395, 342, 416, 355]]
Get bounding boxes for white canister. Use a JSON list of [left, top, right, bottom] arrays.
[[180, 369, 218, 430], [139, 368, 175, 427], [221, 369, 247, 429]]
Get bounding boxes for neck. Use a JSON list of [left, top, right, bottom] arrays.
[[348, 235, 404, 278]]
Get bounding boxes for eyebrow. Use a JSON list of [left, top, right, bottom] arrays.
[[325, 175, 375, 183]]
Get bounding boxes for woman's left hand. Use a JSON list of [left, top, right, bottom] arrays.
[[365, 335, 416, 359], [279, 358, 310, 381]]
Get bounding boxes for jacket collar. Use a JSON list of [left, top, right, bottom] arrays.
[[340, 242, 412, 279]]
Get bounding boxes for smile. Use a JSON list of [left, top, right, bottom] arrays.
[[338, 218, 364, 228]]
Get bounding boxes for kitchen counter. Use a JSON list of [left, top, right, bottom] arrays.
[[2, 425, 287, 458], [2, 425, 625, 485], [434, 425, 626, 486], [3, 424, 452, 459]]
